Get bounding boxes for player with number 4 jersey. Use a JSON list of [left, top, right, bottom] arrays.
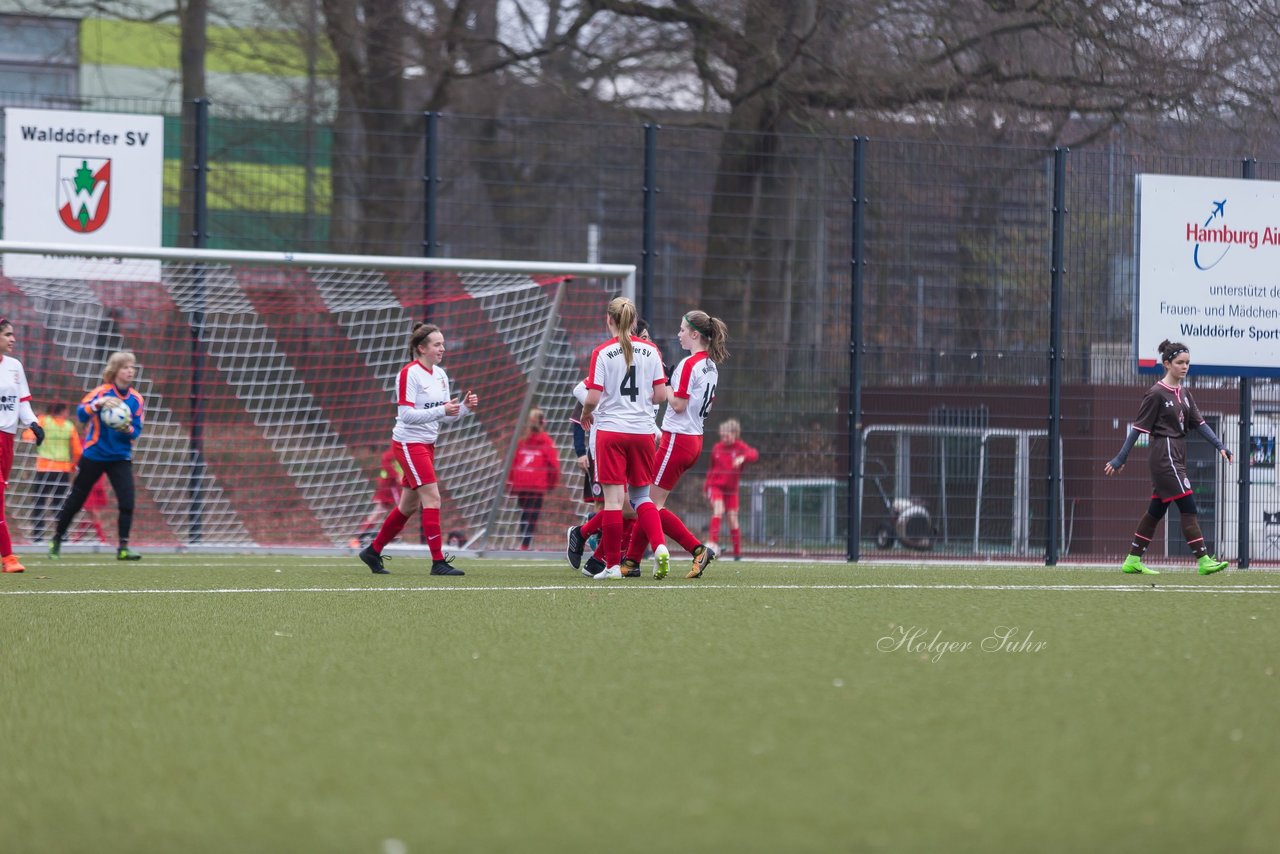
[[580, 297, 670, 579], [622, 310, 729, 579]]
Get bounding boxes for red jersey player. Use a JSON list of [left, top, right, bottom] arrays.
[[705, 418, 759, 560]]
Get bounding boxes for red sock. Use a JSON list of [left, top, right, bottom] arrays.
[[660, 508, 700, 554], [601, 509, 624, 567], [635, 501, 664, 552], [709, 517, 722, 545], [372, 508, 409, 552], [623, 516, 647, 564], [581, 511, 603, 536], [731, 527, 741, 557], [422, 507, 444, 561]]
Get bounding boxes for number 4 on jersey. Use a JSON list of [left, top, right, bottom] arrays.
[[620, 365, 639, 401]]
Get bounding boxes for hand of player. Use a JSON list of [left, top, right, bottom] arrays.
[[576, 454, 589, 472], [1221, 447, 1234, 464], [1103, 461, 1122, 476], [444, 398, 462, 416], [29, 422, 45, 446], [464, 391, 478, 409]]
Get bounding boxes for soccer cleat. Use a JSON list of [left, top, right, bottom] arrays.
[[117, 548, 142, 561], [620, 558, 642, 578], [1198, 555, 1228, 576], [593, 565, 624, 579], [653, 544, 670, 580], [566, 525, 586, 569], [1121, 554, 1158, 575], [360, 545, 390, 574], [431, 557, 464, 576], [2, 555, 25, 573], [48, 538, 62, 560], [688, 544, 717, 579], [582, 556, 605, 578]]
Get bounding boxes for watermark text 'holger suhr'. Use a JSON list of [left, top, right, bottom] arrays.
[[876, 626, 1047, 663]]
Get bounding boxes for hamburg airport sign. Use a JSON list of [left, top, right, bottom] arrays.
[[1136, 173, 1280, 377], [3, 108, 163, 282]]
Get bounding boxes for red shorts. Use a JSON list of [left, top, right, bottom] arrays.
[[394, 441, 437, 490], [594, 430, 657, 486], [706, 486, 739, 511], [653, 432, 703, 491]]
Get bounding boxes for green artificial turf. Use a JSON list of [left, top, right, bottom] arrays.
[[2, 555, 1277, 853]]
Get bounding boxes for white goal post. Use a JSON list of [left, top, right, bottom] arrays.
[[0, 240, 635, 553]]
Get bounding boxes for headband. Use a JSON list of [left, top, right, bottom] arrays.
[[684, 314, 711, 338], [1166, 347, 1188, 359]]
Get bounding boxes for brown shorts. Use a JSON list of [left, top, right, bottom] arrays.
[[581, 454, 602, 503], [1147, 435, 1192, 502]]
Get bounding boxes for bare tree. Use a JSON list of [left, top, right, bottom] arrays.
[[584, 0, 1274, 340], [314, 0, 620, 253]]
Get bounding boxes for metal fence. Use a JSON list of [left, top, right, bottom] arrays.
[[3, 89, 1279, 564]]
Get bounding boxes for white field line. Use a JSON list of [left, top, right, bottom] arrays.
[[2, 583, 1279, 597]]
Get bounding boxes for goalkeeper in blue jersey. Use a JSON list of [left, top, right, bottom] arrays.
[[50, 351, 146, 562]]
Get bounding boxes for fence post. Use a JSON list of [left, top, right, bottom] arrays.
[[188, 97, 210, 543], [1046, 147, 1067, 565], [424, 111, 439, 258], [1239, 157, 1256, 568], [848, 136, 866, 563], [421, 112, 440, 321], [641, 123, 658, 320]]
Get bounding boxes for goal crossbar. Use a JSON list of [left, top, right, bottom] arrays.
[[0, 240, 637, 297]]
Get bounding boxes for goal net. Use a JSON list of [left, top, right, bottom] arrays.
[[0, 241, 634, 552]]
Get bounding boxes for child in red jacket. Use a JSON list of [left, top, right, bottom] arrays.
[[508, 407, 561, 549], [705, 418, 758, 560]]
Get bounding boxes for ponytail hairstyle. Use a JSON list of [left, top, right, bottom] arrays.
[[607, 296, 637, 366], [1158, 339, 1189, 364], [683, 310, 729, 363], [103, 351, 137, 385], [409, 322, 441, 360]]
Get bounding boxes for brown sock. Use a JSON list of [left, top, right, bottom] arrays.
[[1129, 513, 1159, 557], [1180, 513, 1209, 558]]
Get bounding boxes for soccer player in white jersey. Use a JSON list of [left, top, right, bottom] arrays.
[[579, 297, 671, 579], [620, 309, 729, 579], [566, 319, 655, 577], [359, 322, 479, 576], [0, 317, 46, 573]]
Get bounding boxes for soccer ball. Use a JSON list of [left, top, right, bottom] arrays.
[[100, 402, 130, 431]]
